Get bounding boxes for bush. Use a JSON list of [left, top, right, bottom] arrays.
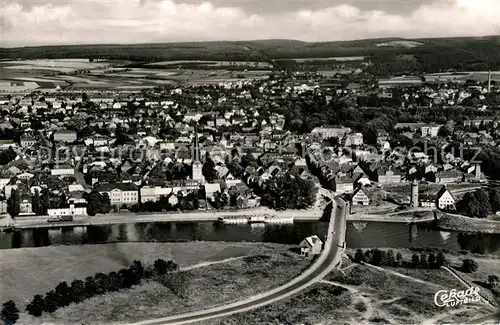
[[26, 258, 178, 317], [354, 249, 365, 263], [1, 300, 19, 325], [461, 259, 479, 273]]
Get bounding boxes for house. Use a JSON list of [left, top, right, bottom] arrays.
[[377, 167, 402, 184], [421, 123, 442, 137], [96, 182, 139, 206], [299, 235, 323, 257], [140, 186, 173, 203], [20, 136, 36, 147], [310, 125, 351, 139], [19, 194, 34, 216], [0, 200, 7, 215], [48, 201, 87, 217], [344, 133, 364, 147], [51, 165, 75, 176], [436, 185, 456, 210], [419, 195, 437, 208], [54, 130, 77, 143], [351, 187, 370, 206], [0, 140, 17, 150], [435, 170, 463, 184]]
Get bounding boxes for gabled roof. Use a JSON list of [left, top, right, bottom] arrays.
[[300, 235, 322, 248]]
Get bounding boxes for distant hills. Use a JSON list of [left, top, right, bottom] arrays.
[[1, 36, 500, 74]]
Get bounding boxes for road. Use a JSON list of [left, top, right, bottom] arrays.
[[130, 196, 349, 325]]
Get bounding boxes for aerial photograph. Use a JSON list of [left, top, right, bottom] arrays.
[[0, 0, 500, 324]]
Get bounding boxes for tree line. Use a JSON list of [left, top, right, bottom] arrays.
[[457, 187, 500, 218], [353, 248, 448, 269], [0, 259, 179, 323]]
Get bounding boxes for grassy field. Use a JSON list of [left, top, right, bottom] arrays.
[[18, 249, 310, 325], [0, 241, 294, 307], [207, 262, 492, 325]]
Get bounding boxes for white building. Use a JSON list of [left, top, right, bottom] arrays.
[[140, 186, 173, 203], [97, 183, 139, 206], [51, 165, 75, 176], [48, 202, 87, 217], [311, 125, 351, 139], [344, 133, 364, 146]]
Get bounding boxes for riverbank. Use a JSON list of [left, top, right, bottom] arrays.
[[437, 212, 500, 234], [0, 241, 296, 307], [3, 207, 440, 231]]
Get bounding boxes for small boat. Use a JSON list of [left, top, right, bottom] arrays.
[[248, 215, 266, 224]]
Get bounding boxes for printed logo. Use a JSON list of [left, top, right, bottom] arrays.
[[434, 287, 481, 307]]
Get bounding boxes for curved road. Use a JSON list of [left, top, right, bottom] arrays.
[[131, 196, 349, 325]]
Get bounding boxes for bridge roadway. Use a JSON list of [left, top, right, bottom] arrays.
[[131, 196, 349, 325]]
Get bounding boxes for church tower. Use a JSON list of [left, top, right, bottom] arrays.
[[192, 125, 204, 182]]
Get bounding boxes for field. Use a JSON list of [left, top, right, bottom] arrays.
[[0, 241, 295, 307], [18, 248, 310, 325], [2, 36, 500, 75], [207, 262, 493, 325]]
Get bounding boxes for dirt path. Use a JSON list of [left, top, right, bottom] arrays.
[[421, 306, 472, 325], [179, 256, 248, 271], [319, 279, 374, 322], [361, 262, 436, 286]]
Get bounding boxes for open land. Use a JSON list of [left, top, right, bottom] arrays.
[[10, 245, 499, 325], [0, 241, 295, 307], [16, 244, 310, 325]]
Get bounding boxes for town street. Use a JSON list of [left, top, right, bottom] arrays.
[[129, 196, 349, 325]]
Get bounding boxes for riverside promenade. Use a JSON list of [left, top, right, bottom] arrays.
[[1, 206, 437, 230]]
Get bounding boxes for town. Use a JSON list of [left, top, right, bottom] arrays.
[[0, 64, 498, 229], [1, 9, 500, 322]]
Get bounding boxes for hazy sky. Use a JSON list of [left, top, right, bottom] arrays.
[[1, 0, 499, 47]]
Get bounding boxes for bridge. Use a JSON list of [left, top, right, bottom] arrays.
[[130, 196, 349, 325]]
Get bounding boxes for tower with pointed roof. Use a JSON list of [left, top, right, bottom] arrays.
[[191, 125, 204, 182]]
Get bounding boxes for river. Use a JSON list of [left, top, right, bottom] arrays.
[[1, 221, 500, 255]]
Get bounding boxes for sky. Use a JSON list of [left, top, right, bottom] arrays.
[[1, 0, 499, 47]]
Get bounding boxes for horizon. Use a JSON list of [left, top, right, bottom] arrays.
[[2, 34, 500, 50], [1, 0, 500, 47]]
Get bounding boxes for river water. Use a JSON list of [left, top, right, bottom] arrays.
[[1, 221, 500, 255]]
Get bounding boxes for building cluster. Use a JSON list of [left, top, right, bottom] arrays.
[[0, 68, 497, 218]]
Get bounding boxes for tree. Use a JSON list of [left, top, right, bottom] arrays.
[[428, 253, 436, 268], [41, 189, 50, 215], [371, 249, 383, 266], [32, 189, 42, 215], [386, 250, 396, 267], [435, 251, 447, 268], [7, 189, 20, 218], [354, 249, 365, 263], [240, 153, 258, 169], [395, 252, 403, 267], [489, 188, 500, 213], [1, 300, 19, 325], [26, 295, 45, 317], [202, 157, 218, 182], [411, 254, 419, 268], [84, 190, 111, 216], [461, 259, 479, 273], [70, 280, 86, 303], [487, 275, 499, 288], [419, 254, 428, 268], [154, 259, 169, 275], [260, 174, 317, 210]]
